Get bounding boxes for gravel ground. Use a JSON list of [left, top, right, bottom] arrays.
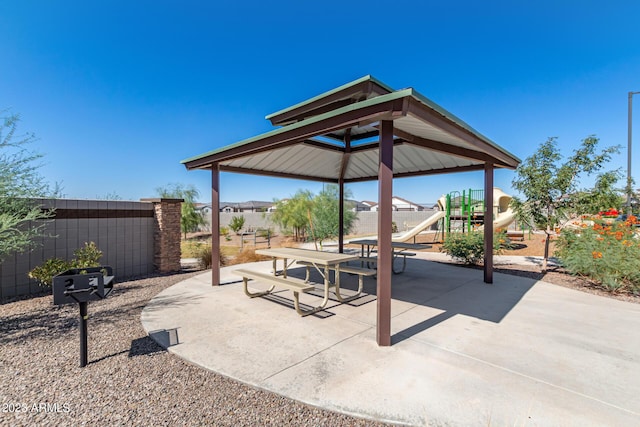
[[2, 263, 636, 427], [0, 272, 390, 427]]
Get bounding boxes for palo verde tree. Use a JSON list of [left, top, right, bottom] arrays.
[[511, 136, 619, 271], [0, 111, 57, 262], [156, 183, 205, 239]]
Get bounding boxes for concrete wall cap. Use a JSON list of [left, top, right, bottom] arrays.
[[140, 198, 184, 203]]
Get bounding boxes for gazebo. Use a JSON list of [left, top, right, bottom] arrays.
[[182, 75, 521, 346]]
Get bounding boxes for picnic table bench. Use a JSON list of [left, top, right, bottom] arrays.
[[233, 247, 364, 316], [349, 239, 431, 274], [232, 268, 317, 316], [296, 261, 375, 302]]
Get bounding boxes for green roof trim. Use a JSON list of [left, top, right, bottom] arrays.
[[182, 79, 520, 167], [181, 89, 412, 165], [264, 75, 395, 121], [408, 89, 521, 163]]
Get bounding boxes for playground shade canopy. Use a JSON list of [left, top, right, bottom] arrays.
[[182, 75, 520, 180]]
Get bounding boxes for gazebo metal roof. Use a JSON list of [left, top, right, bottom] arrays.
[[182, 76, 520, 347], [182, 76, 520, 180]]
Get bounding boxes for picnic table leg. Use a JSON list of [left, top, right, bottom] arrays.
[[242, 277, 275, 298], [293, 266, 331, 317], [320, 265, 330, 307], [332, 264, 364, 303], [392, 252, 407, 274]]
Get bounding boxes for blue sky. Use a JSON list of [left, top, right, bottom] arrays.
[[1, 1, 639, 204]]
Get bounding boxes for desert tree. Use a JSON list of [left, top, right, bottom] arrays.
[[511, 136, 619, 271], [0, 111, 57, 261], [309, 185, 357, 250], [156, 183, 205, 239], [270, 190, 313, 242]]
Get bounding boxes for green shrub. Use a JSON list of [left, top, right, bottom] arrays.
[[28, 242, 103, 286], [196, 244, 226, 269], [257, 228, 272, 238], [219, 226, 229, 236], [72, 241, 102, 268], [229, 215, 245, 233], [28, 258, 73, 286], [441, 230, 510, 265], [181, 240, 203, 258], [556, 216, 640, 294]]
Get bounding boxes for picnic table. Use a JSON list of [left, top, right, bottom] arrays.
[[349, 239, 432, 274], [233, 247, 374, 316]]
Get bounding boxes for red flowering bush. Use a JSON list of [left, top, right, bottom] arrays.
[[598, 208, 620, 217], [556, 216, 640, 294]]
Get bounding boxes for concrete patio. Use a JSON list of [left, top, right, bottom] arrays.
[[141, 254, 640, 426]]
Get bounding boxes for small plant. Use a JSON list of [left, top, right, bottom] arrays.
[[181, 240, 204, 258], [441, 231, 510, 265], [28, 242, 103, 286], [257, 228, 272, 238], [229, 215, 245, 234], [391, 222, 398, 233], [219, 226, 229, 236], [556, 215, 640, 293], [195, 244, 227, 269], [232, 248, 270, 265], [28, 258, 72, 286], [72, 241, 102, 268]]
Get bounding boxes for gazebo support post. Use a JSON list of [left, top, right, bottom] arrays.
[[338, 129, 351, 254], [339, 179, 345, 253], [483, 162, 494, 284], [211, 163, 221, 286], [377, 120, 394, 346]]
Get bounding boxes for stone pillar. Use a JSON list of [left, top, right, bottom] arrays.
[[141, 198, 183, 273]]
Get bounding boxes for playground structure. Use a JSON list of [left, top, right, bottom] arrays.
[[443, 187, 515, 231], [345, 188, 519, 244], [386, 188, 518, 244]]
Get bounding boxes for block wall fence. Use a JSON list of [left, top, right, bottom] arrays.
[[213, 210, 440, 236], [0, 198, 182, 300]]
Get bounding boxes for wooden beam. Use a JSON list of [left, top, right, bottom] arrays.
[[377, 120, 393, 347]]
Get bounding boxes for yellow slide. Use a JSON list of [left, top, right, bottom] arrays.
[[478, 188, 516, 230], [392, 210, 447, 242]]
